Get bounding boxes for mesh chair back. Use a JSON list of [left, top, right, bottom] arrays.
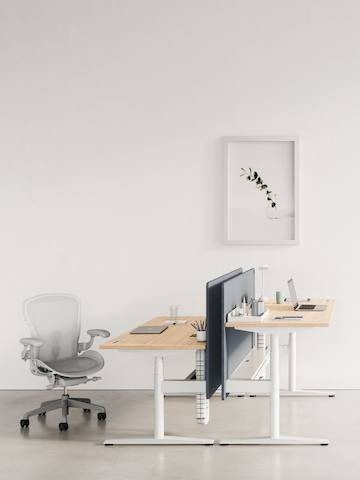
[[23, 294, 81, 362]]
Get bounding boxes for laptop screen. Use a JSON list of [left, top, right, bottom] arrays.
[[287, 278, 298, 304]]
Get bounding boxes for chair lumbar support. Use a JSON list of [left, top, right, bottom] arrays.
[[20, 387, 107, 431]]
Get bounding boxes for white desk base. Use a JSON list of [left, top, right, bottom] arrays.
[[219, 330, 329, 446], [219, 436, 329, 445], [105, 436, 214, 445], [104, 353, 214, 446]]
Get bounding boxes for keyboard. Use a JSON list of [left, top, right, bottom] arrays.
[[298, 304, 316, 310]]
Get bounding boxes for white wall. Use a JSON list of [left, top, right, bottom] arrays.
[[1, 0, 359, 389]]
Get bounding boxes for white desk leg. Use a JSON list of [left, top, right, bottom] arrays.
[[270, 334, 280, 439], [104, 355, 214, 445], [289, 332, 297, 392], [219, 332, 329, 445], [280, 332, 335, 398], [154, 355, 165, 439]]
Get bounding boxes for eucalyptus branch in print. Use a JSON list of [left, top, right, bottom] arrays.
[[240, 167, 278, 209]]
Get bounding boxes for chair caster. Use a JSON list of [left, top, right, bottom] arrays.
[[59, 422, 68, 431], [20, 419, 29, 428], [83, 408, 91, 413], [97, 412, 106, 421]]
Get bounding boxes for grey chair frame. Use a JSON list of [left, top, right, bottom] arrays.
[[20, 294, 110, 431]]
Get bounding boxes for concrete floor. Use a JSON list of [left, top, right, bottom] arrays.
[[1, 390, 360, 480]]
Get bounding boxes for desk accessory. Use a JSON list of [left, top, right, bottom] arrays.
[[163, 320, 186, 325], [251, 298, 265, 315], [276, 291, 283, 304], [169, 305, 179, 323], [163, 319, 187, 325], [191, 319, 206, 342], [242, 296, 248, 315], [227, 306, 269, 323], [258, 265, 269, 301], [288, 279, 327, 311], [131, 325, 168, 334]]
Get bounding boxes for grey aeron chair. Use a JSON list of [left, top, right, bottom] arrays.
[[20, 293, 110, 431]]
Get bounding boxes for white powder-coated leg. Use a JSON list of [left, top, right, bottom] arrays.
[[289, 332, 297, 392], [154, 355, 164, 439], [270, 333, 280, 439], [196, 349, 209, 424]]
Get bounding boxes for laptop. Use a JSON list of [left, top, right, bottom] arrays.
[[131, 325, 168, 334], [287, 279, 326, 311]]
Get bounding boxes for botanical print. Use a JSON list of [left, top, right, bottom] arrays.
[[225, 137, 297, 244], [240, 167, 277, 210]]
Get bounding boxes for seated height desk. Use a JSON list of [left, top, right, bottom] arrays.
[[100, 316, 214, 445], [220, 299, 335, 445]]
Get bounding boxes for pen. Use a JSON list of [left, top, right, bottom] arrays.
[[274, 316, 303, 320]]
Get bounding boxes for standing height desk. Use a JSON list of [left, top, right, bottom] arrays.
[[220, 299, 335, 445], [100, 316, 214, 445]]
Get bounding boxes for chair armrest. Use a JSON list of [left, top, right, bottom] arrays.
[[78, 329, 110, 353], [20, 337, 43, 361], [20, 338, 43, 348], [87, 329, 110, 338]]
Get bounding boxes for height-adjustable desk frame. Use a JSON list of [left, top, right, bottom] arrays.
[[219, 299, 335, 445], [99, 262, 335, 447], [100, 316, 214, 445]]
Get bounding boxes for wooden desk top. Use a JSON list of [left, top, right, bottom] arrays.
[[226, 299, 335, 329], [100, 316, 206, 351]]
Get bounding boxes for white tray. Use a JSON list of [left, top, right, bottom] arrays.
[[226, 309, 269, 323]]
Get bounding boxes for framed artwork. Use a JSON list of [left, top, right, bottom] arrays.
[[224, 136, 299, 245]]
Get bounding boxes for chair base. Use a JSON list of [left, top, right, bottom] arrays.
[[20, 392, 106, 429]]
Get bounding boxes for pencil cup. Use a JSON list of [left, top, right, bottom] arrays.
[[257, 300, 265, 315], [196, 331, 206, 342], [252, 300, 259, 316]]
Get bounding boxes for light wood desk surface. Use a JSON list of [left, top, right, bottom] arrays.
[[100, 316, 206, 351], [226, 299, 335, 329]]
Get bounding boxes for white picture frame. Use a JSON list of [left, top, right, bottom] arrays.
[[224, 136, 299, 245]]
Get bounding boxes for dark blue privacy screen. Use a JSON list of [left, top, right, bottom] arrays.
[[221, 268, 255, 399], [205, 268, 243, 399]]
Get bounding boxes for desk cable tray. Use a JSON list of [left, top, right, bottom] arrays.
[[226, 307, 269, 324]]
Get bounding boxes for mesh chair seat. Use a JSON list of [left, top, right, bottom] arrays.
[[44, 350, 104, 378]]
